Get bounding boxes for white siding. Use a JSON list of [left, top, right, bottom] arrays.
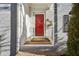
[[0, 4, 11, 56], [17, 4, 29, 50], [46, 4, 54, 45], [56, 3, 72, 51]]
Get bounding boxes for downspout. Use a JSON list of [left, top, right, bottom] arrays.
[[10, 3, 17, 56], [54, 3, 58, 44]]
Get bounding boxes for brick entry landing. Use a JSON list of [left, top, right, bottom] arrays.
[[24, 37, 51, 44]]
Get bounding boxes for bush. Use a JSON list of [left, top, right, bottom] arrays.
[[67, 3, 79, 56]]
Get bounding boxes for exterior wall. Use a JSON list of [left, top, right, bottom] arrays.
[[19, 3, 72, 47], [15, 3, 73, 53], [30, 8, 46, 37], [26, 6, 47, 38], [26, 4, 54, 42], [46, 4, 54, 45], [26, 5, 32, 38], [20, 4, 28, 46], [17, 4, 29, 50], [18, 4, 55, 46], [56, 3, 72, 51], [0, 4, 11, 56], [0, 3, 73, 56]]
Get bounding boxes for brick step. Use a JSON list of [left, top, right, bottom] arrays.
[[24, 38, 51, 44], [30, 42, 51, 44]]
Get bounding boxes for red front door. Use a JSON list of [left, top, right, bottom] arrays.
[[35, 14, 44, 36]]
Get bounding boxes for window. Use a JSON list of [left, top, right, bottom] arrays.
[[63, 15, 69, 32]]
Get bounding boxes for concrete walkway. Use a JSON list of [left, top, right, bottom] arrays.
[[16, 40, 65, 56], [16, 50, 63, 56], [16, 51, 44, 56], [16, 46, 64, 56], [16, 51, 45, 56]]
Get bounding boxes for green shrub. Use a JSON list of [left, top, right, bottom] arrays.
[[67, 3, 79, 56]]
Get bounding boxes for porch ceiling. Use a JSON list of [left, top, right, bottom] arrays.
[[27, 3, 51, 9], [24, 3, 51, 13]]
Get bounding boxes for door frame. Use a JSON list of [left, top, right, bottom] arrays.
[[34, 12, 46, 37]]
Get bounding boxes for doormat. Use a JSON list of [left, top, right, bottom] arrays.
[[31, 38, 50, 42], [30, 38, 51, 44]]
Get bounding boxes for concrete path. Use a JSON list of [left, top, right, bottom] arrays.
[[16, 44, 65, 56], [16, 50, 63, 56], [16, 51, 45, 56]]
